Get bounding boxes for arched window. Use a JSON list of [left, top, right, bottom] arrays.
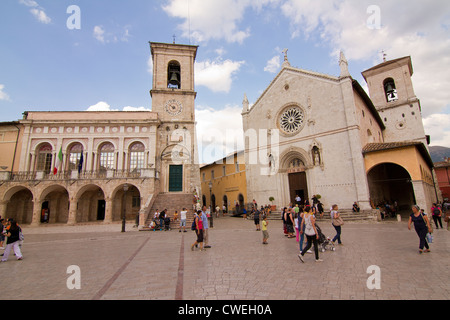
[[36, 143, 53, 173], [99, 143, 115, 171], [384, 78, 398, 102], [167, 60, 181, 89], [68, 143, 83, 172], [129, 142, 145, 171]]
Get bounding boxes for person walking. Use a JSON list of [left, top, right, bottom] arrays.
[[201, 206, 211, 248], [431, 203, 443, 229], [179, 208, 187, 232], [331, 204, 343, 245], [254, 208, 260, 231], [262, 215, 269, 244], [0, 219, 5, 249], [408, 205, 432, 254], [298, 207, 306, 253], [1, 220, 23, 262], [298, 207, 322, 263], [285, 207, 295, 238], [191, 211, 205, 251]]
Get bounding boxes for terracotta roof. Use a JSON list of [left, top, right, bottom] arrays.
[[362, 141, 422, 153], [363, 141, 434, 168], [434, 161, 450, 168]]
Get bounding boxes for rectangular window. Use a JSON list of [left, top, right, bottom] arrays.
[[130, 152, 144, 170], [68, 152, 81, 171], [37, 153, 52, 174], [222, 165, 226, 176], [132, 196, 141, 208], [100, 152, 115, 170]]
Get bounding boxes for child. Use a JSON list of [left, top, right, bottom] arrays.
[[262, 215, 269, 244]]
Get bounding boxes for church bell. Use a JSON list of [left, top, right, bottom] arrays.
[[384, 82, 395, 94], [169, 71, 180, 87]]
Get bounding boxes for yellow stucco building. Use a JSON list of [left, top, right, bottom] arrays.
[[200, 151, 248, 214]]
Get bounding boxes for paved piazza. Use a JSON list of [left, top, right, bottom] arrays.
[[1, 216, 449, 301]]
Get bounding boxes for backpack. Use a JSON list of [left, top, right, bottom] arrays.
[[191, 216, 197, 230], [433, 207, 440, 215]]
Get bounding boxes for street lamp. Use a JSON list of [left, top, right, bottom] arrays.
[[208, 181, 213, 228], [122, 184, 129, 233]]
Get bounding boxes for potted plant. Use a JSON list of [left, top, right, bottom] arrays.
[[269, 197, 276, 211]]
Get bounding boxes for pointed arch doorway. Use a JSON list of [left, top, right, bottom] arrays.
[[285, 157, 309, 206]]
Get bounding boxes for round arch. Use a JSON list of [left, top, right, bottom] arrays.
[[2, 186, 34, 225], [38, 184, 70, 224], [75, 184, 106, 222], [367, 162, 416, 214], [110, 183, 142, 223]]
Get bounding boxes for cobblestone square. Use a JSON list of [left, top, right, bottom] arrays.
[[1, 216, 449, 300]]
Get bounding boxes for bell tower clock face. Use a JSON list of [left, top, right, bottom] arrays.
[[164, 99, 183, 116]]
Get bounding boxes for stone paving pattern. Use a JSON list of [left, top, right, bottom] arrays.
[[0, 216, 449, 300]]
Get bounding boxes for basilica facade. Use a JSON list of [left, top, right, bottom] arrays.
[[0, 42, 201, 227], [242, 52, 438, 214]]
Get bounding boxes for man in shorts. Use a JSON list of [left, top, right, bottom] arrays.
[[179, 208, 187, 232]]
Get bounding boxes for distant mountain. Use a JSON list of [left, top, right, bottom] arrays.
[[429, 146, 450, 163]]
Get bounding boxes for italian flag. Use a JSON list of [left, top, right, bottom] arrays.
[[53, 147, 63, 175]]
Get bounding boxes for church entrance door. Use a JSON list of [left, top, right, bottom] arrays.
[[288, 172, 308, 205]]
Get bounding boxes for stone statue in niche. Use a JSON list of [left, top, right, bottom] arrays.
[[312, 146, 321, 166]]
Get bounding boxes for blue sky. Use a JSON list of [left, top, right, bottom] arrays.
[[1, 0, 450, 163]]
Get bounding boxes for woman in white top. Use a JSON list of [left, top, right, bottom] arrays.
[[298, 206, 323, 263], [331, 204, 343, 245]]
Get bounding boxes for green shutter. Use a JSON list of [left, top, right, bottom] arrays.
[[169, 165, 183, 192]]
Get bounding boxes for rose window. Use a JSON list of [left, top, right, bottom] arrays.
[[279, 106, 305, 134]]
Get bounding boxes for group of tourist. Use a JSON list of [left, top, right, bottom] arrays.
[[0, 217, 23, 262], [277, 202, 343, 263]]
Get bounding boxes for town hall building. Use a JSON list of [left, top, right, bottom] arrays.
[[0, 42, 201, 227]]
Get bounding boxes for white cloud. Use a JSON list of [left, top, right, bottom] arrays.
[[0, 84, 11, 101], [195, 105, 244, 164], [147, 56, 153, 74], [93, 25, 132, 44], [19, 0, 38, 7], [30, 8, 51, 24], [19, 0, 51, 24], [195, 59, 245, 93], [264, 55, 281, 73], [87, 101, 117, 112], [162, 0, 280, 44], [86, 101, 150, 112], [93, 26, 106, 43], [423, 113, 450, 148], [123, 106, 151, 112]]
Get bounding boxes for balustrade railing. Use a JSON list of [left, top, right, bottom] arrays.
[[3, 168, 154, 182]]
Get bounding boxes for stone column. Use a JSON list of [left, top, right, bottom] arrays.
[[103, 197, 113, 223], [30, 199, 42, 227], [0, 200, 9, 219], [412, 180, 430, 211], [67, 198, 78, 225]]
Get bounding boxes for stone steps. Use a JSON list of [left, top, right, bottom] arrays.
[[144, 193, 197, 227], [252, 209, 375, 222]]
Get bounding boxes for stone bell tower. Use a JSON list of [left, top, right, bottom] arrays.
[[362, 56, 428, 146], [149, 42, 201, 201]]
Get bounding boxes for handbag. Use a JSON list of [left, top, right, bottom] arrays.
[[421, 213, 433, 234], [332, 212, 344, 227]]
